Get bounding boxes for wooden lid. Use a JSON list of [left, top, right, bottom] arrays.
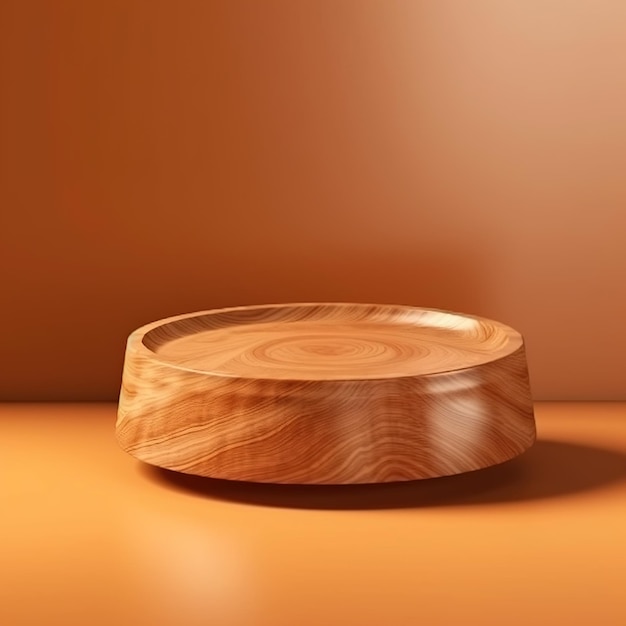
[[138, 303, 523, 381]]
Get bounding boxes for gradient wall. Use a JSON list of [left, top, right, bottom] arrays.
[[2, 1, 625, 401]]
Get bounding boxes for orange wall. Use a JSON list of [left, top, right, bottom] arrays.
[[2, 1, 625, 401]]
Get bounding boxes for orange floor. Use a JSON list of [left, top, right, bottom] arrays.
[[1, 402, 625, 626]]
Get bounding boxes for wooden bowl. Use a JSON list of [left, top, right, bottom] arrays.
[[116, 303, 535, 484]]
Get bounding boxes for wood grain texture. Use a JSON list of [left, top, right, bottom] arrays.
[[116, 303, 536, 483]]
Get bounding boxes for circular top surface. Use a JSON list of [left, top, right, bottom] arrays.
[[138, 303, 523, 381]]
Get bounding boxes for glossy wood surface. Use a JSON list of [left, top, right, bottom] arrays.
[[117, 303, 535, 483], [2, 403, 626, 626]]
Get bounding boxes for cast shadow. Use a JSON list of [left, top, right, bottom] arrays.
[[140, 439, 626, 510]]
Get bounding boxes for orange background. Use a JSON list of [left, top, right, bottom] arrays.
[[1, 1, 625, 401]]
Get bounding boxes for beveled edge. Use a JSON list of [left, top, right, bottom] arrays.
[[124, 302, 526, 382]]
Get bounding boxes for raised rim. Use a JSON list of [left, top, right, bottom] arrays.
[[125, 302, 525, 382]]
